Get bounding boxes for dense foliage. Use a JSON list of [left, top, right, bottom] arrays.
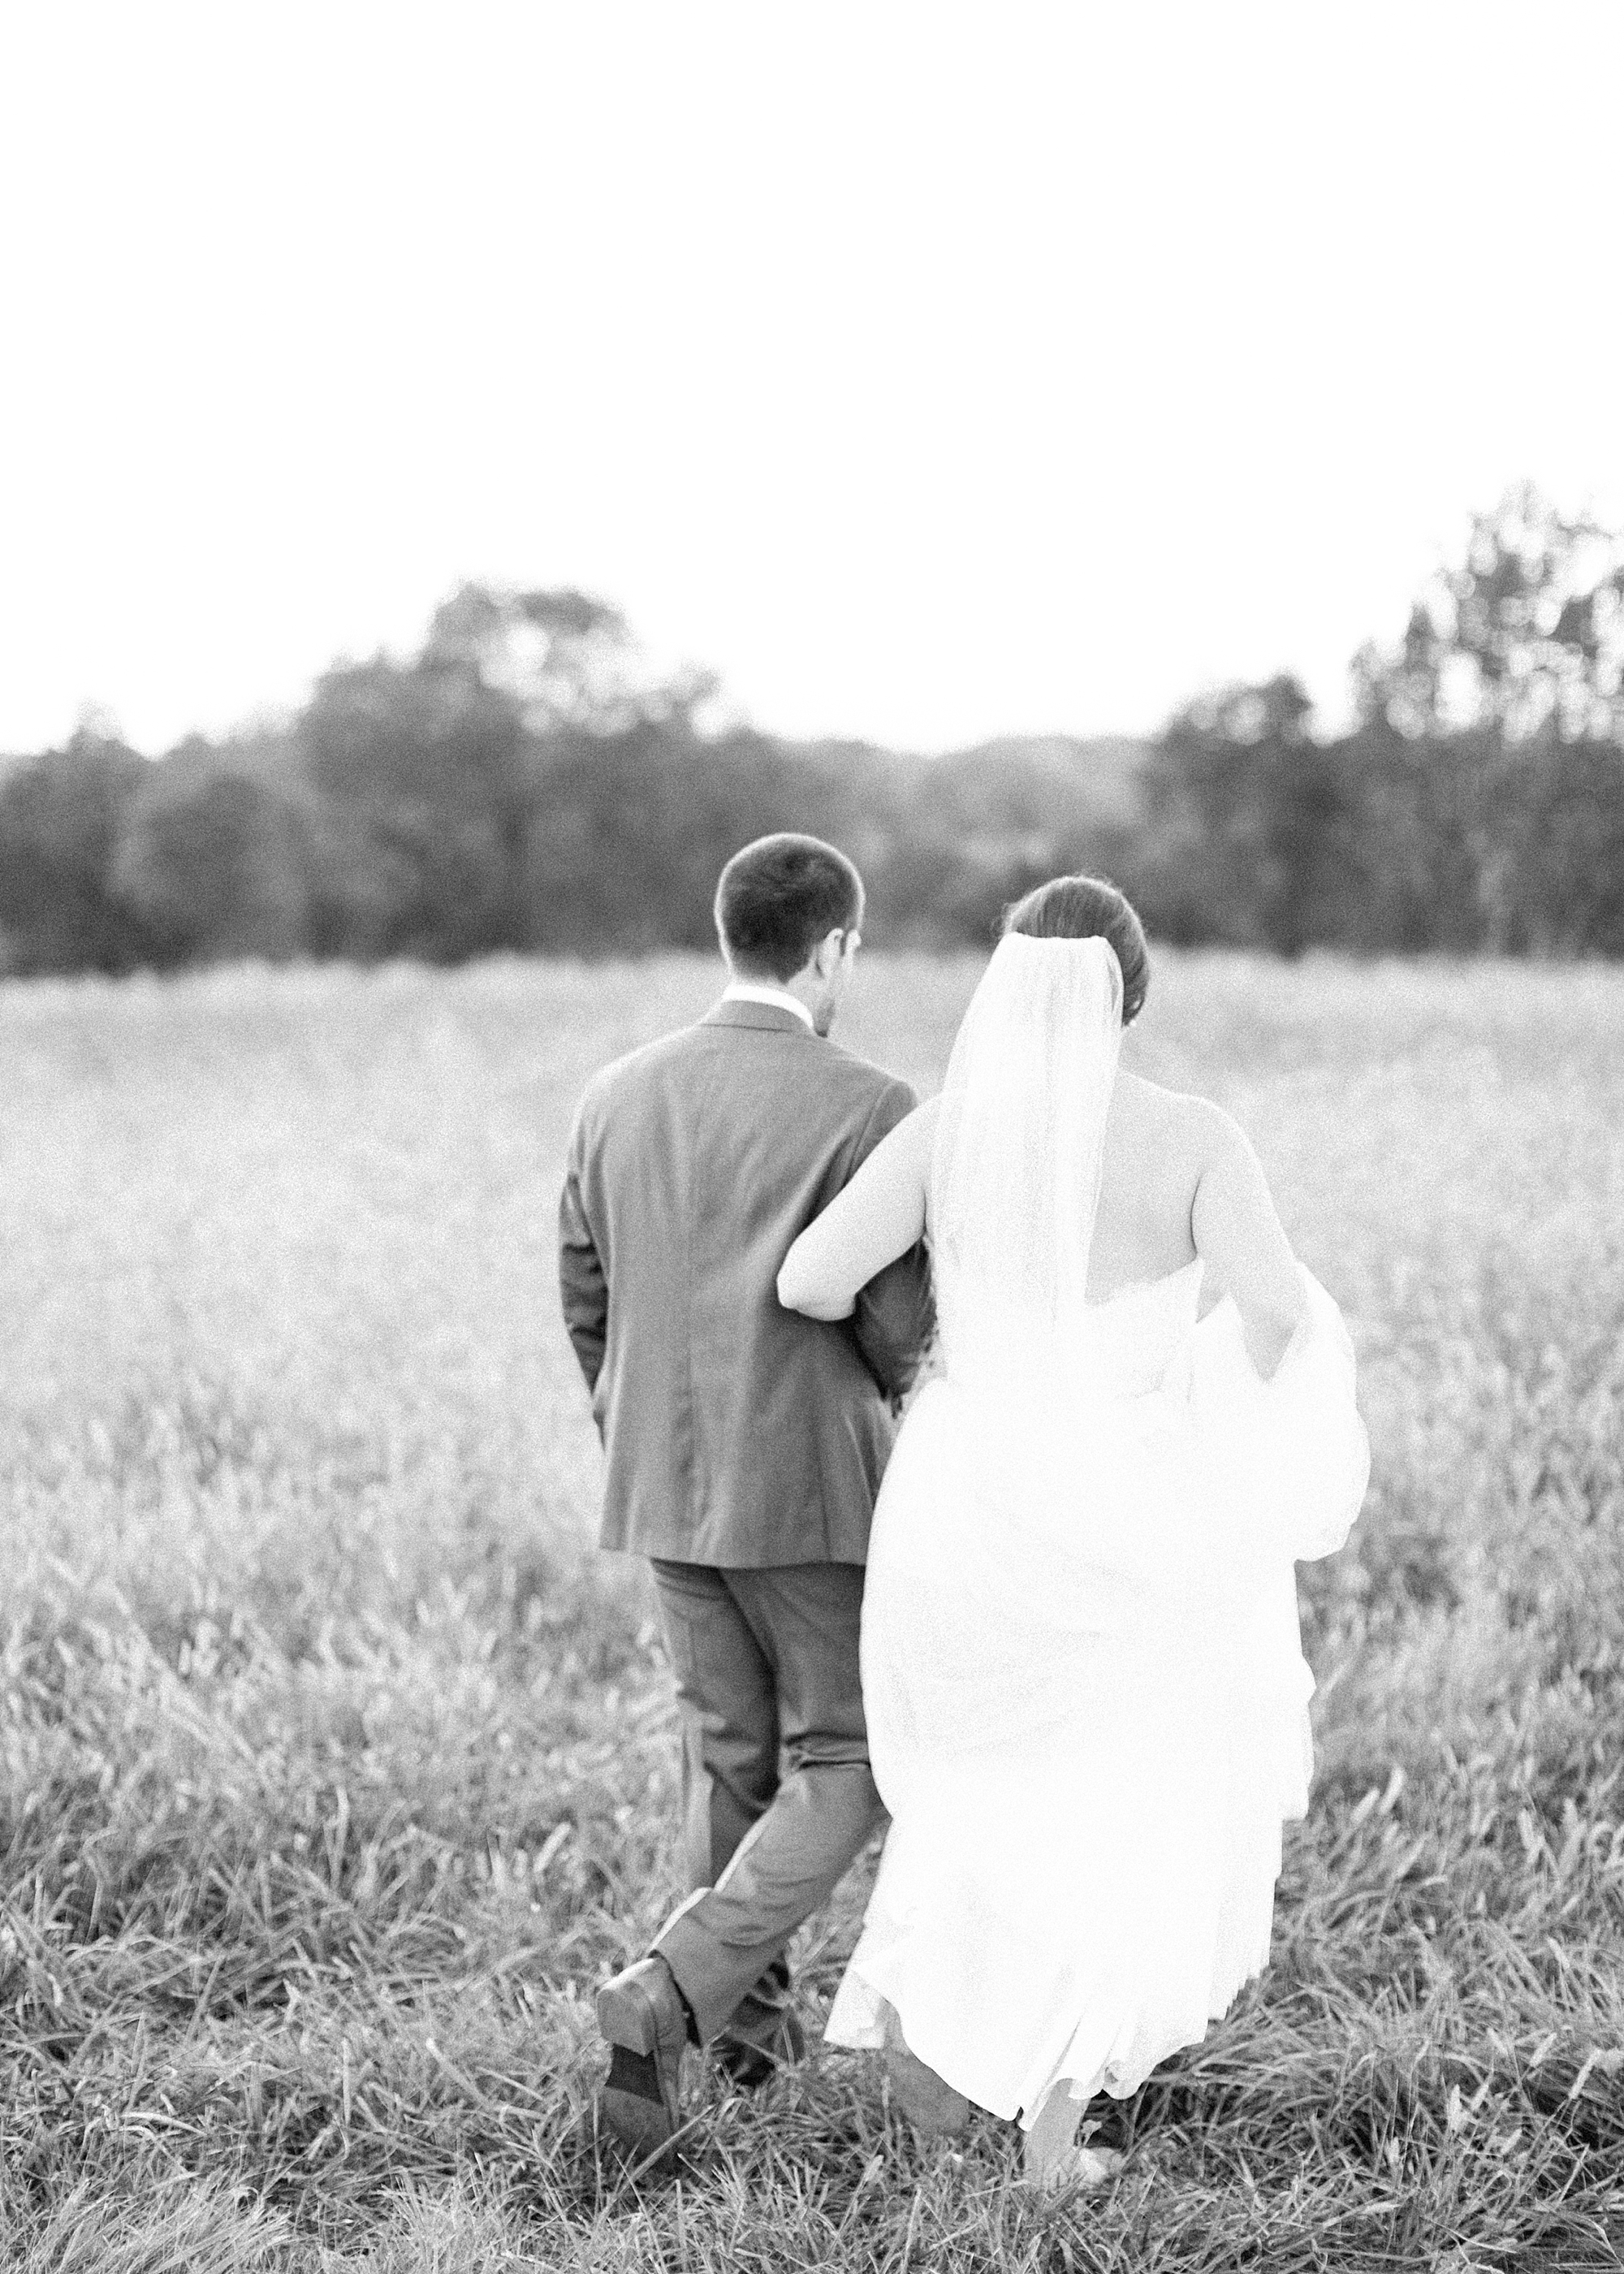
[[3, 488, 1621, 973]]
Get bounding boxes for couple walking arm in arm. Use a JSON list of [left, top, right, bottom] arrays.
[[558, 837, 1367, 2193]]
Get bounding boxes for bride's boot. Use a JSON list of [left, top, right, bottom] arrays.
[[1021, 2084, 1124, 2194], [880, 2003, 970, 2137]]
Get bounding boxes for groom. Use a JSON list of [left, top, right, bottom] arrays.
[[558, 832, 933, 2162]]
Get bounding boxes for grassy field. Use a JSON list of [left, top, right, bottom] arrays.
[[4, 950, 1624, 2272]]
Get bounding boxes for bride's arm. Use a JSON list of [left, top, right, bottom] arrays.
[[779, 1098, 938, 1321], [1189, 1105, 1306, 1379]]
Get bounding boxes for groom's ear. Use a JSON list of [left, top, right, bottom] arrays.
[[811, 926, 847, 979]]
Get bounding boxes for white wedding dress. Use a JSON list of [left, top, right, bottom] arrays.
[[817, 936, 1370, 2127]]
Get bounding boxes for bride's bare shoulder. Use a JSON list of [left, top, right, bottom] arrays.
[[1112, 1071, 1248, 1165]]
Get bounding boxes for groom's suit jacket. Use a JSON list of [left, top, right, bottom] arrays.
[[558, 997, 934, 1567]]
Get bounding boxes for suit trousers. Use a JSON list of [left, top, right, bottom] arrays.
[[648, 1559, 886, 2047]]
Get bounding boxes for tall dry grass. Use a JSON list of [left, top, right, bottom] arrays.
[[4, 952, 1624, 2270]]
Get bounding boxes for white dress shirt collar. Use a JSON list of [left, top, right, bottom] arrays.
[[721, 979, 815, 1031]]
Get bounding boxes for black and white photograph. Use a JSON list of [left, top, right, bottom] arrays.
[[3, 5, 1623, 2267]]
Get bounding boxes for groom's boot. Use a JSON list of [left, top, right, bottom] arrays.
[[595, 1955, 693, 2165], [714, 1969, 807, 2089]]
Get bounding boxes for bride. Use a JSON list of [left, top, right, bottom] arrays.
[[777, 875, 1369, 2190]]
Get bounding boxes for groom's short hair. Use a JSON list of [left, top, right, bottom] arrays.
[[715, 834, 865, 981]]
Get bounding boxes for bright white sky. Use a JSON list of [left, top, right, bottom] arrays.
[[3, 2, 1622, 756]]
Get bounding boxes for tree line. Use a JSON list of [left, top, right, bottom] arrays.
[[2, 486, 1621, 975]]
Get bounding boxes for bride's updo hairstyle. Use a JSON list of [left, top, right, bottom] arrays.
[[1001, 875, 1150, 1025]]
